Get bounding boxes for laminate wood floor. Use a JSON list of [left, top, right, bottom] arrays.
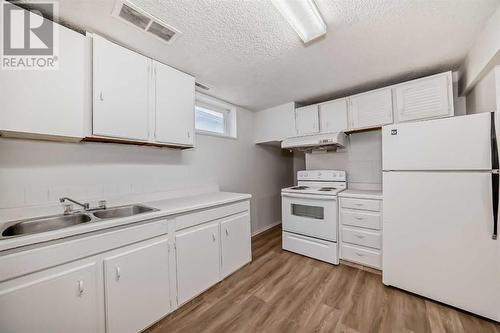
[[145, 226, 500, 333]]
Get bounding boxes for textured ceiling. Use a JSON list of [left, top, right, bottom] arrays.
[[45, 0, 499, 110]]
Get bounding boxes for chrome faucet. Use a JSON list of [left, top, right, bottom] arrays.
[[60, 197, 90, 214]]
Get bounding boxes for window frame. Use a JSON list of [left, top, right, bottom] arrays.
[[194, 92, 237, 139]]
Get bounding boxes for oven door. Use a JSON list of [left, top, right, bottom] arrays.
[[281, 192, 337, 241]]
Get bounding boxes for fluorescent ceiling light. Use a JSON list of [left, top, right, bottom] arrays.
[[271, 0, 326, 43]]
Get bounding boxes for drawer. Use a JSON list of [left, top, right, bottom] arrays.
[[282, 232, 338, 264], [175, 201, 249, 231], [341, 226, 381, 249], [341, 210, 381, 230], [341, 198, 381, 212], [341, 243, 381, 269]]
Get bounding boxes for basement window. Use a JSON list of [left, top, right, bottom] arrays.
[[195, 93, 237, 138]]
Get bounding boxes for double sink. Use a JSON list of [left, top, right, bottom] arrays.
[[1, 204, 158, 239]]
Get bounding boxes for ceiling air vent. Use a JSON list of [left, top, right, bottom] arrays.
[[112, 0, 181, 44]]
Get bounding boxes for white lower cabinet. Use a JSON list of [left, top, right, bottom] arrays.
[[339, 196, 383, 269], [104, 236, 171, 333], [0, 200, 251, 333], [221, 212, 251, 278], [0, 260, 100, 333], [341, 243, 382, 268], [176, 221, 221, 305]]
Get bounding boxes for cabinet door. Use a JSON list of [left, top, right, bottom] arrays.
[[176, 221, 220, 304], [154, 61, 195, 146], [395, 72, 454, 123], [104, 237, 170, 333], [0, 11, 86, 139], [295, 105, 319, 135], [221, 212, 251, 278], [350, 88, 393, 129], [0, 260, 100, 333], [93, 35, 150, 141], [319, 99, 348, 133]]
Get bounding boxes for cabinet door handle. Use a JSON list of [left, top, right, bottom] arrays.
[[78, 280, 84, 296], [212, 233, 216, 242], [99, 91, 104, 101], [225, 229, 229, 237], [187, 130, 190, 139], [116, 267, 121, 281]]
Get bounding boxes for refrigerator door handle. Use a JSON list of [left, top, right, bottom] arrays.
[[490, 112, 498, 240]]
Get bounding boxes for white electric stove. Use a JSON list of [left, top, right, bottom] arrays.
[[281, 170, 346, 264]]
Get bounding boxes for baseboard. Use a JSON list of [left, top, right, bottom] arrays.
[[251, 221, 281, 237]]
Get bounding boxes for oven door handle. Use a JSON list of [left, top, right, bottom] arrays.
[[281, 193, 337, 200]]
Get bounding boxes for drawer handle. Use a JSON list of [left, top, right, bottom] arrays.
[[116, 267, 121, 281], [355, 217, 364, 220], [355, 252, 365, 257], [355, 203, 364, 206], [355, 234, 365, 239], [78, 280, 84, 296]]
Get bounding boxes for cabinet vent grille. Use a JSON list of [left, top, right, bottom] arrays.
[[112, 0, 181, 44]]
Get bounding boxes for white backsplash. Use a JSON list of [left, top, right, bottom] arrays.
[[305, 130, 382, 190]]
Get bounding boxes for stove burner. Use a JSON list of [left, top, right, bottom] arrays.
[[318, 187, 337, 191], [290, 186, 309, 190]]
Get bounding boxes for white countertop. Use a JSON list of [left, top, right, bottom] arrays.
[[339, 189, 383, 200], [0, 191, 251, 252]]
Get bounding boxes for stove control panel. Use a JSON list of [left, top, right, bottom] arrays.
[[297, 170, 346, 182]]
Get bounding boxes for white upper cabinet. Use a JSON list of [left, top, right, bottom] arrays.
[[0, 260, 100, 333], [92, 35, 195, 147], [254, 102, 296, 144], [154, 61, 195, 146], [104, 237, 171, 333], [0, 11, 87, 141], [220, 212, 251, 278], [92, 35, 150, 141], [349, 88, 394, 130], [295, 105, 320, 135], [319, 98, 349, 133], [394, 71, 454, 123], [175, 221, 220, 305]]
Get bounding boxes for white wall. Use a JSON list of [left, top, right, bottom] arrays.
[[461, 5, 500, 93], [466, 66, 499, 114], [305, 131, 382, 191], [0, 107, 294, 234]]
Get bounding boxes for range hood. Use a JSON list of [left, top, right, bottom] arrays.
[[281, 132, 347, 151]]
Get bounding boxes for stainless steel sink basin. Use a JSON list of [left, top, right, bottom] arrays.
[[0, 203, 158, 239], [1, 213, 92, 238], [92, 204, 157, 219]]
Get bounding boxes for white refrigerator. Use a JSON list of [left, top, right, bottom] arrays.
[[382, 112, 500, 322]]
